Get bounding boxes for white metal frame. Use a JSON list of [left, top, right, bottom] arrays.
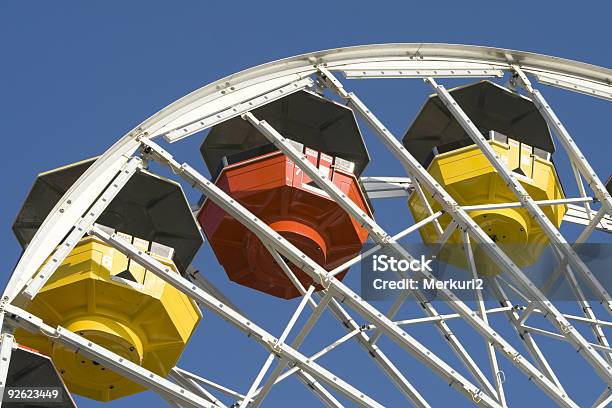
[[2, 44, 611, 407]]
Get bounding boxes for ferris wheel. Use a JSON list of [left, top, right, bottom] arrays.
[[1, 43, 611, 408]]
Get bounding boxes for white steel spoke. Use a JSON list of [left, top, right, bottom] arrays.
[[142, 138, 572, 408], [369, 219, 457, 345], [564, 205, 612, 233], [329, 210, 444, 278], [542, 206, 609, 296], [550, 247, 612, 364], [267, 239, 430, 408], [249, 291, 332, 407], [295, 372, 345, 408], [168, 368, 226, 407], [318, 67, 586, 404], [240, 354, 276, 408], [571, 160, 595, 218], [250, 329, 362, 400], [412, 181, 445, 236], [389, 307, 512, 327], [22, 157, 142, 301], [91, 225, 384, 408], [404, 75, 611, 383], [511, 66, 612, 215], [0, 333, 14, 403], [266, 246, 317, 308], [593, 387, 611, 408], [530, 309, 612, 329], [361, 176, 413, 199], [245, 109, 517, 402], [486, 278, 567, 393], [186, 267, 245, 315], [461, 196, 594, 211], [241, 286, 316, 407], [5, 45, 611, 408], [520, 325, 612, 353], [5, 306, 216, 408], [426, 76, 612, 315], [173, 368, 247, 401], [463, 231, 507, 407]]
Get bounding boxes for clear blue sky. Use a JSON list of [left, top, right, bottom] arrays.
[[1, 1, 611, 407]]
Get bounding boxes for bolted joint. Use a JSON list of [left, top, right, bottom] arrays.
[[379, 232, 393, 244], [272, 339, 284, 354], [319, 273, 333, 290], [316, 66, 350, 99], [447, 203, 463, 215], [423, 77, 438, 87], [471, 389, 482, 403]]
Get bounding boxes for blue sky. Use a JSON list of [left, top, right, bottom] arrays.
[[1, 1, 611, 407]]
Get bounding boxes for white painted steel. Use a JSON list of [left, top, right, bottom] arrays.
[[2, 43, 611, 407]]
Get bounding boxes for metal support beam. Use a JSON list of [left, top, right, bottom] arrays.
[[389, 307, 512, 327], [248, 287, 331, 407], [5, 305, 215, 408], [461, 196, 594, 212], [0, 333, 14, 403], [511, 66, 612, 215], [360, 176, 413, 199], [244, 109, 547, 402], [427, 77, 611, 315], [91, 225, 383, 408], [240, 286, 316, 408], [550, 246, 612, 365], [464, 231, 507, 407], [564, 205, 612, 233], [244, 112, 507, 401], [325, 297, 432, 408], [542, 206, 606, 295], [169, 368, 227, 407], [266, 244, 430, 408], [173, 368, 247, 401], [531, 309, 612, 329], [593, 387, 611, 408], [570, 160, 594, 221], [317, 67, 588, 403], [369, 219, 456, 345], [329, 210, 444, 278], [412, 181, 444, 236], [362, 222, 499, 401], [142, 138, 568, 408], [295, 372, 344, 408], [487, 278, 567, 393], [266, 246, 317, 308], [417, 76, 612, 382], [255, 328, 360, 396], [163, 77, 314, 142], [186, 267, 244, 315], [22, 157, 142, 301], [521, 325, 612, 353]]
